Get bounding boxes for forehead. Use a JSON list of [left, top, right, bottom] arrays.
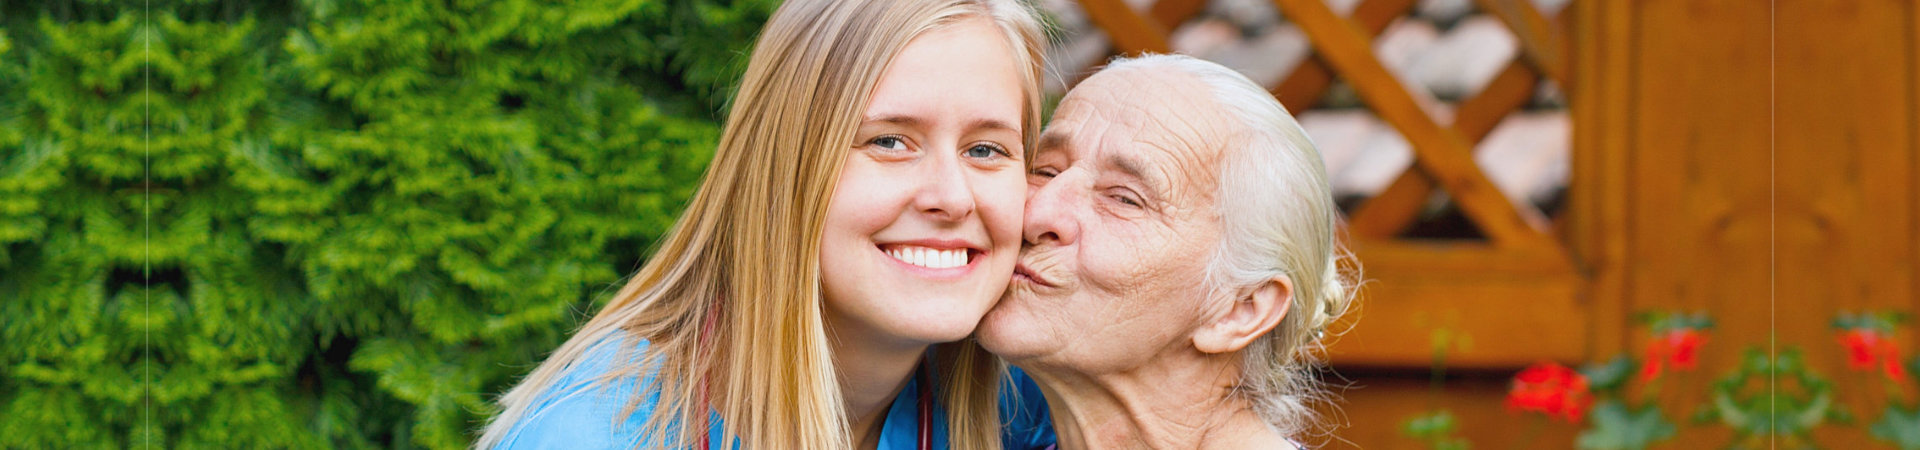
[[1042, 68, 1235, 186], [864, 17, 1023, 125]]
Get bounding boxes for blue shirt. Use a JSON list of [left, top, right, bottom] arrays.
[[495, 333, 1056, 449]]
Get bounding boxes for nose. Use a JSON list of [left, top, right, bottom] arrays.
[[914, 153, 976, 222], [1023, 170, 1080, 246]]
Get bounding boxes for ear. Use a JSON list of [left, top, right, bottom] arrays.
[[1194, 275, 1294, 354]]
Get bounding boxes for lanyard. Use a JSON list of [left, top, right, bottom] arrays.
[[696, 359, 935, 450], [915, 357, 933, 450]]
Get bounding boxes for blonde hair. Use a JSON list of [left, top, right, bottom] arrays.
[[1102, 54, 1358, 439], [476, 0, 1046, 449]]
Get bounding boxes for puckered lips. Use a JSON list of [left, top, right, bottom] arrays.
[[1010, 261, 1057, 288], [876, 238, 985, 281]]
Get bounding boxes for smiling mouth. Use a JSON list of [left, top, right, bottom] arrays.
[[881, 245, 976, 269]]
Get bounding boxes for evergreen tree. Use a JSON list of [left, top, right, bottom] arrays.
[[0, 1, 775, 447]]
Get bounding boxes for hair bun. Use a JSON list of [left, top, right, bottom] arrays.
[[1308, 253, 1357, 340]]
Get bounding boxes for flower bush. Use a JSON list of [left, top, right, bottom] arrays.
[[1406, 310, 1920, 449], [1836, 311, 1909, 381], [1640, 326, 1707, 382], [1834, 311, 1920, 449]]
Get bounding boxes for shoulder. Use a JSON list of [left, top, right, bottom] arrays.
[[998, 366, 1056, 450], [493, 334, 661, 449]]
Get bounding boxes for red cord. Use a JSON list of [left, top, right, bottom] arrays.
[[917, 361, 932, 450]]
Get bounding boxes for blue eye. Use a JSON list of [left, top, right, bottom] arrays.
[[964, 143, 1009, 159], [871, 136, 908, 151]]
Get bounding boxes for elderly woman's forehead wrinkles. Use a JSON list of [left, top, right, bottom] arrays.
[[1082, 106, 1134, 154], [1128, 108, 1226, 205], [1130, 139, 1217, 210]]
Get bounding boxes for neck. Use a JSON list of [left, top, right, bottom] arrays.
[[827, 323, 929, 450], [1023, 352, 1295, 450]]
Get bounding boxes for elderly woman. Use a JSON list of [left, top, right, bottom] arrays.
[[977, 54, 1356, 449]]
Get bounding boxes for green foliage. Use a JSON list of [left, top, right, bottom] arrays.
[[1835, 310, 1907, 334], [1696, 348, 1837, 450], [1401, 409, 1470, 450], [1635, 310, 1713, 334], [0, 0, 775, 447], [1576, 400, 1675, 450], [1863, 349, 1920, 448], [1579, 355, 1636, 393], [1873, 404, 1920, 450]]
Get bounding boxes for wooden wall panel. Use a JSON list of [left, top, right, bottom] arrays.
[[1776, 0, 1916, 367], [1626, 0, 1772, 360], [1330, 242, 1584, 368], [1626, 0, 1774, 446], [1613, 0, 1914, 447], [1776, 0, 1915, 446]]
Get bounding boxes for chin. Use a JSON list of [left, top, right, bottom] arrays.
[[896, 319, 976, 345], [892, 300, 990, 344], [980, 339, 1052, 366], [975, 309, 1051, 360]]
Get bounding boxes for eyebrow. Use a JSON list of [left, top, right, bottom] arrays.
[[1037, 131, 1070, 153], [1104, 153, 1166, 201], [864, 114, 1021, 135], [1035, 131, 1164, 196]]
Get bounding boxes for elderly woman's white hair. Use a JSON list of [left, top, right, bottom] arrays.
[[1101, 53, 1360, 439]]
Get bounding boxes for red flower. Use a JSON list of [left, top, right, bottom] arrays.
[[1842, 329, 1883, 369], [1507, 362, 1593, 423], [1839, 328, 1907, 380], [1639, 358, 1663, 383], [1640, 329, 1708, 381], [1665, 330, 1705, 369]]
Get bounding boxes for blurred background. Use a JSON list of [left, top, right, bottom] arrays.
[[0, 0, 1908, 448]]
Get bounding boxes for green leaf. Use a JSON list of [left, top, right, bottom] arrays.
[[1580, 355, 1636, 392], [1874, 405, 1920, 449], [1577, 400, 1676, 450], [1401, 410, 1458, 438]]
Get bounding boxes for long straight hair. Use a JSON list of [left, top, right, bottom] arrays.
[[477, 0, 1046, 448]]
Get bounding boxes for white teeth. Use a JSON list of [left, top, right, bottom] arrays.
[[885, 246, 969, 269]]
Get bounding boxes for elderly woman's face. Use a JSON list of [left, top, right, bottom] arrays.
[[818, 17, 1028, 347], [977, 68, 1234, 373]]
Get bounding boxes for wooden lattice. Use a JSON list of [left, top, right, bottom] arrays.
[[1066, 0, 1585, 368]]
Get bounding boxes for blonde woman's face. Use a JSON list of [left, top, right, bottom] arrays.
[[819, 17, 1028, 347]]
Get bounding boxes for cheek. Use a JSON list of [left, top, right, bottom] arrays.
[[825, 163, 911, 238], [1079, 221, 1150, 290], [1077, 224, 1207, 311], [975, 171, 1028, 251]]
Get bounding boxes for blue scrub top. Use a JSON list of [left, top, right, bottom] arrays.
[[494, 332, 1056, 449]]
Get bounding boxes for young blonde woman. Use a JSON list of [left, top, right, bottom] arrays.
[[477, 0, 1054, 449]]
